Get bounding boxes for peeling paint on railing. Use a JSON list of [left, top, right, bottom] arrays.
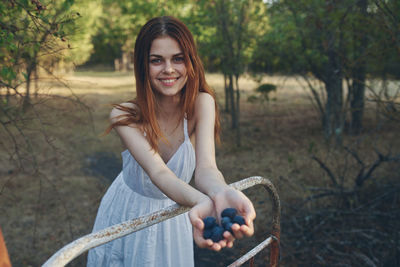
[[227, 236, 275, 267], [228, 176, 281, 267], [42, 176, 280, 267]]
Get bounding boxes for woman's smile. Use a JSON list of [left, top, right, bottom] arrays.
[[158, 77, 180, 86], [149, 36, 188, 99]]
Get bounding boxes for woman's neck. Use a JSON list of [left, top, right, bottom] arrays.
[[156, 95, 182, 120]]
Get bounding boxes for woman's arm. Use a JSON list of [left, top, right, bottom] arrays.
[[193, 93, 256, 241], [110, 104, 207, 208], [111, 104, 228, 251], [192, 93, 226, 196]]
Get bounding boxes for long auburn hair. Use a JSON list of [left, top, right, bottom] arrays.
[[108, 16, 220, 152]]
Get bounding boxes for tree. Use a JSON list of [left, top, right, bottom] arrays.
[[1, 0, 101, 109], [256, 0, 399, 144], [85, 0, 190, 69], [347, 0, 368, 134], [61, 0, 102, 67], [190, 0, 267, 146], [0, 2, 99, 259], [0, 0, 95, 172]]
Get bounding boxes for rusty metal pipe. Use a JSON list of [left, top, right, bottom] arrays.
[[228, 176, 281, 267], [42, 176, 280, 267], [227, 236, 274, 267]]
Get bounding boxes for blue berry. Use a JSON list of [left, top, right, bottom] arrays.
[[210, 226, 224, 242], [203, 228, 213, 239], [221, 216, 231, 228], [232, 215, 245, 225], [203, 216, 217, 229], [221, 208, 237, 219], [224, 222, 234, 235]]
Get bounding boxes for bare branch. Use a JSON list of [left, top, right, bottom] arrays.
[[311, 155, 338, 187]]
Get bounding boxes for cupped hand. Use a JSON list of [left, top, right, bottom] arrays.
[[189, 196, 234, 251], [212, 187, 256, 240]]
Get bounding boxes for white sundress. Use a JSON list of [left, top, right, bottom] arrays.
[[87, 118, 196, 267]]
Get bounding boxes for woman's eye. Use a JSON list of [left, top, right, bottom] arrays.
[[150, 58, 161, 64], [173, 57, 184, 63]]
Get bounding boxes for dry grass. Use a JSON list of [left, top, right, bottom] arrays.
[[0, 71, 399, 266]]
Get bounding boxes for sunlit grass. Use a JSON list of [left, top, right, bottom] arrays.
[[0, 71, 399, 266]]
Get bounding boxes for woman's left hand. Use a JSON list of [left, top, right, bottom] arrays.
[[212, 187, 256, 240], [189, 196, 230, 251]]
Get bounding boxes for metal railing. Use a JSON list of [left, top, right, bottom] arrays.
[[43, 176, 281, 267]]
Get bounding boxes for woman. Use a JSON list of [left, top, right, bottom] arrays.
[[87, 16, 256, 267]]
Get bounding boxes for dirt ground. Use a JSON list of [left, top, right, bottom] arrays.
[[0, 72, 399, 266]]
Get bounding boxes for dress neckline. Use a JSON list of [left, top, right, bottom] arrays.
[[122, 118, 193, 165], [163, 118, 190, 165], [164, 139, 189, 165]]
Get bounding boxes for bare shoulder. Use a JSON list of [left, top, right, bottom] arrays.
[[196, 92, 215, 106], [109, 102, 138, 123], [195, 92, 215, 113], [194, 92, 216, 123]]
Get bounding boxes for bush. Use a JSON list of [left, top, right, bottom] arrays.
[[247, 83, 277, 104]]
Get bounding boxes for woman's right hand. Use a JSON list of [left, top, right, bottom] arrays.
[[189, 196, 234, 251]]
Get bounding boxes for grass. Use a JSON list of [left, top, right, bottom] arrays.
[[0, 71, 399, 266]]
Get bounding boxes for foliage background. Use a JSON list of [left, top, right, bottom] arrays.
[[0, 0, 399, 266]]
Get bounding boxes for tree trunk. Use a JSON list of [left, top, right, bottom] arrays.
[[228, 74, 237, 130], [6, 87, 10, 106], [234, 74, 241, 146], [114, 58, 120, 71], [235, 74, 240, 119], [121, 52, 129, 72], [34, 66, 39, 98], [23, 64, 34, 111], [224, 73, 230, 112], [350, 68, 366, 134], [323, 50, 344, 145], [350, 0, 368, 134]]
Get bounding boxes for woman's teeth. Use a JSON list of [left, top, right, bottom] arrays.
[[161, 78, 177, 83]]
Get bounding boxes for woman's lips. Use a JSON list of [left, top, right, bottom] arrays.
[[158, 77, 179, 86]]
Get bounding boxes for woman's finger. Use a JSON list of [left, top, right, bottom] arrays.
[[231, 223, 244, 239], [211, 243, 222, 251], [223, 231, 235, 243], [226, 240, 234, 248]]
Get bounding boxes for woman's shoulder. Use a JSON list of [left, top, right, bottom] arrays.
[[109, 101, 139, 123], [195, 92, 215, 107], [193, 92, 216, 123]]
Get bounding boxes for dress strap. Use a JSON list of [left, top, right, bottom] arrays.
[[183, 118, 189, 140]]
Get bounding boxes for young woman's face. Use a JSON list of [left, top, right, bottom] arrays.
[[149, 36, 188, 99]]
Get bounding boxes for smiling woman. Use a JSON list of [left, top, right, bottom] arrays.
[[149, 36, 188, 99], [87, 16, 256, 267]]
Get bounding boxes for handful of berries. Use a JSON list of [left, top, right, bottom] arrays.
[[202, 208, 246, 242]]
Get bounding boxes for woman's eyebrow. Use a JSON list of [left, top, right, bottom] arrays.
[[149, 53, 184, 58]]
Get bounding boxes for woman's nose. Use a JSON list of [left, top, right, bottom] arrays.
[[163, 60, 175, 74]]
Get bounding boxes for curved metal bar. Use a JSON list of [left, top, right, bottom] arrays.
[[42, 205, 189, 267], [42, 176, 280, 267], [228, 176, 281, 267], [227, 236, 274, 267]]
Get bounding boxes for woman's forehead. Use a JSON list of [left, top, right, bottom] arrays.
[[149, 36, 183, 57]]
